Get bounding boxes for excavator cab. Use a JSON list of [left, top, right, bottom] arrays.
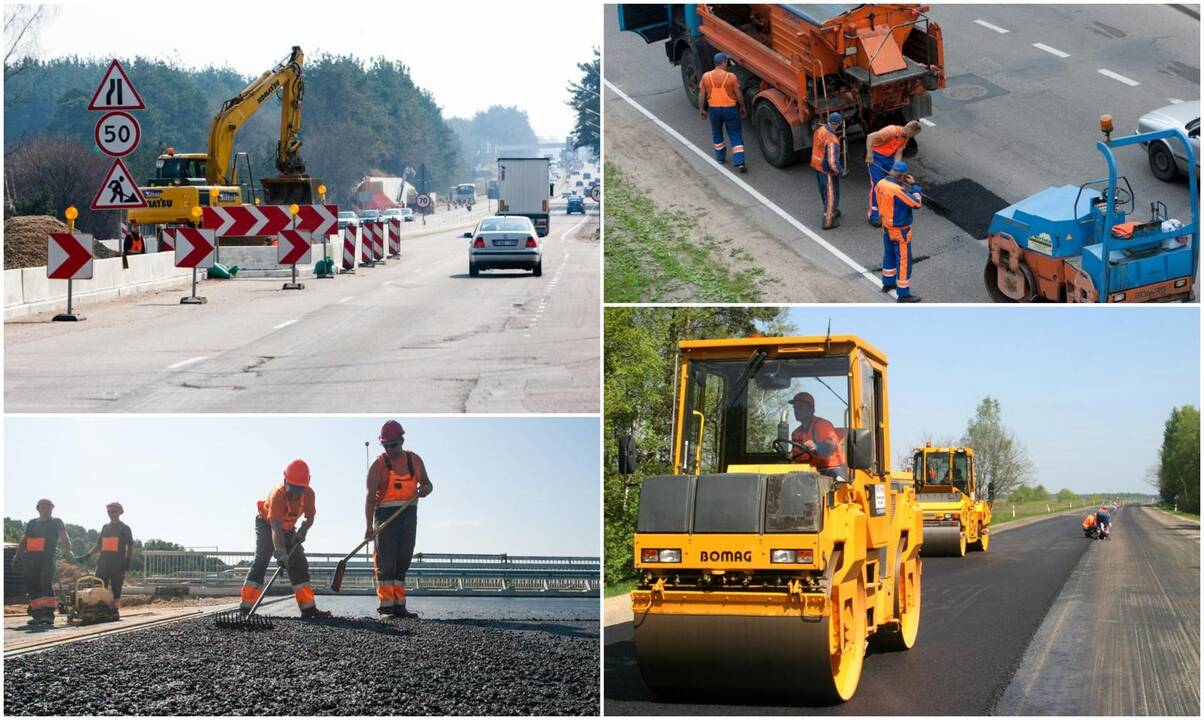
[[148, 153, 208, 187]]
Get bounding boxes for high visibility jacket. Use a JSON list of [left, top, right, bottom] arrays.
[[871, 125, 908, 158], [22, 518, 64, 555], [258, 484, 316, 531], [1082, 514, 1096, 529], [699, 68, 739, 108], [375, 451, 423, 507], [874, 177, 922, 228], [810, 125, 842, 175], [129, 236, 143, 254], [98, 521, 132, 555], [791, 417, 846, 470]]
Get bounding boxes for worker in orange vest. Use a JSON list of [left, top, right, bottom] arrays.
[[123, 220, 144, 255], [790, 392, 846, 479], [865, 121, 922, 227], [238, 460, 332, 620], [874, 160, 924, 303], [811, 113, 844, 230], [14, 499, 72, 626], [698, 52, 748, 172], [365, 420, 433, 619], [79, 502, 133, 607]]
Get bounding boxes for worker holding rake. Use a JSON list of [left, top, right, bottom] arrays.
[[238, 460, 332, 620], [366, 420, 433, 619]]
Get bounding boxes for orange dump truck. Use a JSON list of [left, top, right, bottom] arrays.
[[618, 4, 945, 167]]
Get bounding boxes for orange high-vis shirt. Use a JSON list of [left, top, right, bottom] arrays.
[[871, 125, 907, 158], [699, 68, 739, 108], [258, 484, 316, 531]]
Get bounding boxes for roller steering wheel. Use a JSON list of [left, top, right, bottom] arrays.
[[772, 437, 812, 460]]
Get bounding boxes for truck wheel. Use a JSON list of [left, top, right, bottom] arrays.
[[680, 47, 701, 108], [973, 525, 990, 552], [1148, 141, 1179, 182], [753, 102, 800, 168]]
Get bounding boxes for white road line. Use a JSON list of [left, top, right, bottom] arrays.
[[273, 319, 298, 330], [919, 118, 936, 128], [1032, 43, 1070, 58], [604, 79, 892, 295], [1169, 98, 1184, 104], [382, 280, 393, 286], [167, 356, 207, 370], [1098, 69, 1140, 87], [338, 296, 354, 303], [974, 19, 1010, 34]]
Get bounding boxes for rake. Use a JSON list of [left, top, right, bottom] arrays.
[[214, 542, 301, 630], [330, 497, 417, 592]]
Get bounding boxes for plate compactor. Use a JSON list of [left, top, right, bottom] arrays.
[[620, 334, 923, 703], [985, 114, 1198, 303], [65, 575, 120, 625]]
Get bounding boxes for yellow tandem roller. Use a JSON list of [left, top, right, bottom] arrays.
[[911, 446, 993, 557], [618, 333, 924, 702]]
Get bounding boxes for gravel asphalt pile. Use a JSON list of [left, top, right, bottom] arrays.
[[6, 616, 599, 715]]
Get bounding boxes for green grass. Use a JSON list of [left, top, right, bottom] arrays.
[[1155, 503, 1200, 521], [603, 161, 770, 302], [992, 500, 1098, 526], [605, 579, 638, 598]]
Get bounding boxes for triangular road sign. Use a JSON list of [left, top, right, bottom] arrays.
[[87, 59, 145, 111], [91, 158, 147, 210]]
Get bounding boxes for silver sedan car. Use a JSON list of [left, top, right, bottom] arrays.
[[1137, 100, 1200, 181], [464, 215, 542, 277]]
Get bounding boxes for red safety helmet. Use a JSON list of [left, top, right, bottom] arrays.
[[106, 501, 124, 514], [284, 459, 311, 487], [380, 420, 405, 444], [36, 498, 54, 509], [790, 392, 816, 407]]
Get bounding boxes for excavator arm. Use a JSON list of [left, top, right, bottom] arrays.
[[205, 46, 307, 187]]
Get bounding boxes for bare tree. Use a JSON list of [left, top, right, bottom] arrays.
[[962, 396, 1034, 500], [4, 5, 56, 78], [7, 135, 116, 236]]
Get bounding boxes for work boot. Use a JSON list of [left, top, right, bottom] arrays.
[[301, 607, 332, 620], [822, 221, 840, 230], [834, 209, 843, 219], [896, 294, 922, 303], [869, 217, 882, 228], [880, 284, 895, 293], [393, 606, 420, 619], [736, 164, 747, 174]]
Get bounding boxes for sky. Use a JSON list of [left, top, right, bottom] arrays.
[[28, 1, 600, 138], [4, 416, 600, 556], [777, 306, 1200, 495]]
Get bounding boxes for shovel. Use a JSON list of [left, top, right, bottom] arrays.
[[214, 542, 302, 630], [329, 497, 418, 593]]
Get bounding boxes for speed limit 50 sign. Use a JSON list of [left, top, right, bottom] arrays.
[[94, 111, 141, 158]]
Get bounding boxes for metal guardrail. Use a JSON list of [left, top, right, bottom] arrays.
[[143, 551, 600, 595]]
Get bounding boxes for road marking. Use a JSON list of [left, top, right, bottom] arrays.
[[167, 356, 207, 370], [1169, 98, 1184, 104], [1032, 43, 1069, 58], [338, 296, 354, 303], [382, 280, 393, 286], [974, 19, 1009, 33], [1097, 69, 1140, 86], [273, 319, 298, 330], [604, 79, 892, 296], [919, 118, 936, 128]]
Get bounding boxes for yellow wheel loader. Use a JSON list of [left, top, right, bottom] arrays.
[[912, 445, 993, 556], [619, 334, 923, 703]]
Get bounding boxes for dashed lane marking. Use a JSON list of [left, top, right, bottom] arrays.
[[1098, 69, 1140, 86], [167, 356, 207, 370], [338, 296, 354, 303], [272, 319, 298, 330], [974, 19, 1010, 33], [1033, 43, 1070, 58]]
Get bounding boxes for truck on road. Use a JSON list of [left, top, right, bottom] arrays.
[[497, 157, 552, 237], [618, 4, 945, 167]]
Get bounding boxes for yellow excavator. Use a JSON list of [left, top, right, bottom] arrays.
[[912, 444, 992, 556], [620, 333, 923, 702], [129, 46, 321, 228]]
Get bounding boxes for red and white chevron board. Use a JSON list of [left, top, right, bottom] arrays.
[[203, 204, 337, 237], [342, 227, 356, 270], [158, 229, 174, 253], [388, 218, 401, 255], [277, 229, 312, 265], [47, 232, 94, 280], [167, 227, 216, 269]]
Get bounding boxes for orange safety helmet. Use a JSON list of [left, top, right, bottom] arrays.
[[790, 392, 816, 407], [380, 420, 405, 444], [283, 459, 311, 487], [106, 501, 124, 514], [36, 498, 54, 509]]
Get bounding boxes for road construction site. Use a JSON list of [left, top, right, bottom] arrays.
[[4, 201, 599, 413], [604, 4, 1199, 302], [604, 504, 1200, 715]]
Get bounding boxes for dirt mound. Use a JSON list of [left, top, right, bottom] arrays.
[[4, 215, 120, 270]]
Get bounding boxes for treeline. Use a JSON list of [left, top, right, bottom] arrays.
[[448, 105, 540, 170], [4, 53, 466, 236], [5, 516, 184, 578], [1154, 405, 1199, 513]]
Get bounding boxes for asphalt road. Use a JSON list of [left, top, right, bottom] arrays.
[[4, 203, 599, 412], [604, 4, 1200, 302], [604, 506, 1198, 715]]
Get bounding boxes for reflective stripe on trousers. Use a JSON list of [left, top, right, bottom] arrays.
[[708, 106, 745, 166], [881, 225, 914, 297], [816, 172, 840, 226]]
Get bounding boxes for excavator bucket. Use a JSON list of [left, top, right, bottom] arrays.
[[261, 176, 323, 206]]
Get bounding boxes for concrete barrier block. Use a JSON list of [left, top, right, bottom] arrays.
[[20, 268, 50, 304], [4, 269, 24, 307]]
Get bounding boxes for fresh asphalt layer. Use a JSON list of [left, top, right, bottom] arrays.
[[4, 204, 599, 413], [603, 506, 1198, 715], [604, 4, 1199, 302]]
